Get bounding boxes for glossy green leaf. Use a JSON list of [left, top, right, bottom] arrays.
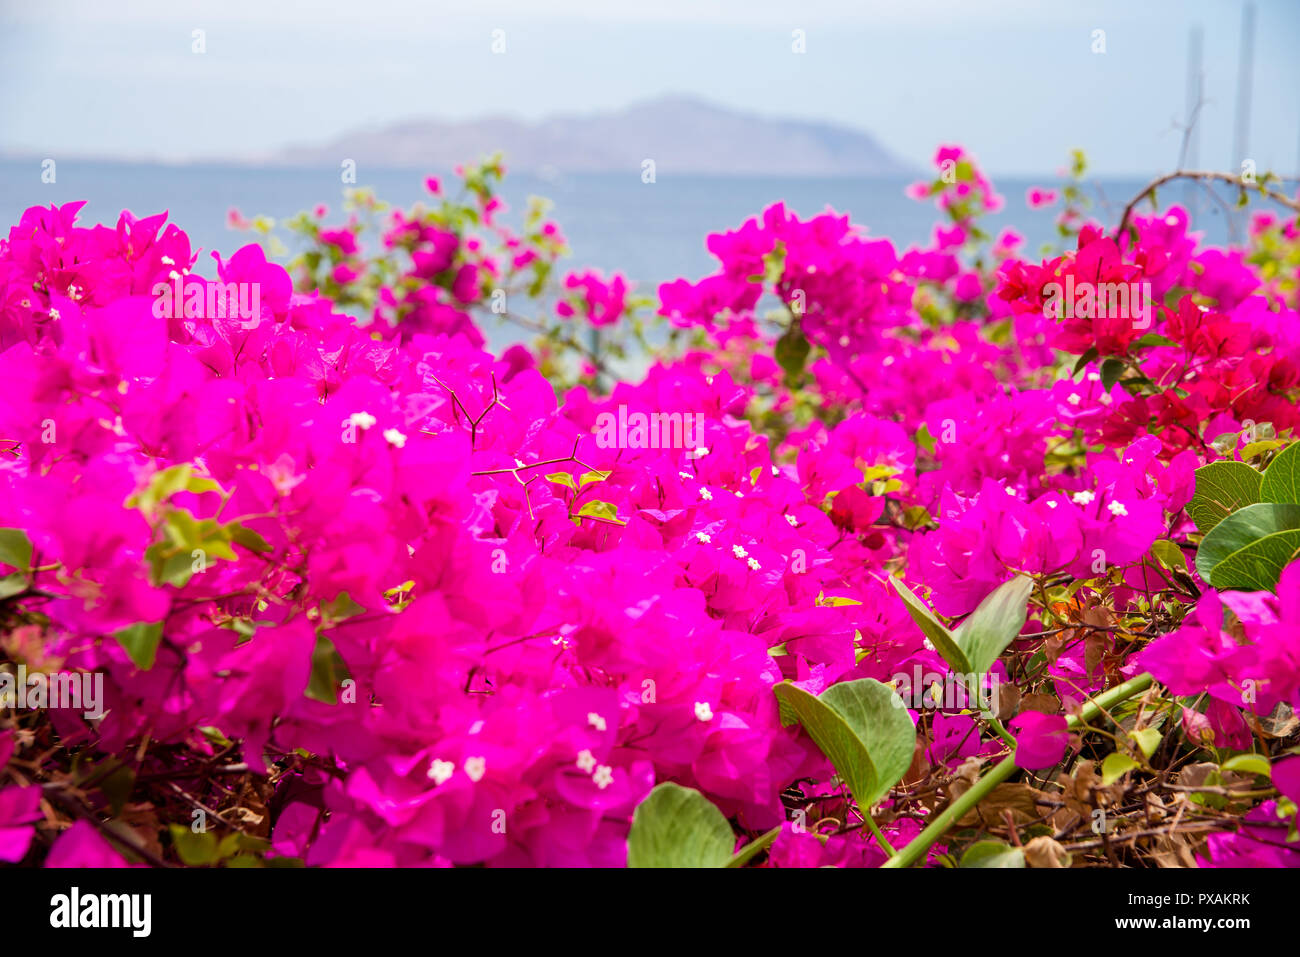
[[576, 499, 625, 525], [1186, 461, 1263, 534], [1221, 753, 1272, 778], [544, 472, 576, 489], [1149, 540, 1188, 572], [774, 678, 916, 811], [1195, 502, 1300, 592], [1261, 441, 1300, 505], [627, 783, 734, 868]]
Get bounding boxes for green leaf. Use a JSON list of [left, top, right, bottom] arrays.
[[1221, 753, 1272, 778], [1129, 727, 1161, 759], [952, 576, 1034, 676], [0, 528, 33, 573], [1149, 540, 1188, 572], [888, 577, 971, 674], [725, 825, 781, 868], [579, 470, 612, 487], [915, 423, 937, 455], [1195, 502, 1300, 591], [1072, 347, 1099, 376], [774, 325, 811, 380], [576, 499, 626, 525], [228, 523, 272, 553], [960, 841, 1025, 868], [1261, 441, 1300, 504], [773, 678, 916, 811], [1100, 357, 1126, 392], [0, 572, 27, 600], [627, 783, 734, 868], [169, 824, 219, 866], [305, 632, 349, 704], [544, 472, 576, 489], [114, 621, 163, 670], [1101, 752, 1140, 785], [1133, 333, 1178, 349], [1187, 461, 1263, 534]]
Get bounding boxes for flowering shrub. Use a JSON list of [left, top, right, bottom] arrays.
[[1, 147, 1299, 869]]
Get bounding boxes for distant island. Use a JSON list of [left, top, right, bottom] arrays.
[[274, 95, 913, 177]]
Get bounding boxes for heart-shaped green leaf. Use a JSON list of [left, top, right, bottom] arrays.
[[774, 678, 916, 811], [1187, 461, 1262, 534], [627, 782, 734, 868], [1195, 502, 1300, 592], [952, 576, 1034, 676], [1261, 441, 1300, 505]]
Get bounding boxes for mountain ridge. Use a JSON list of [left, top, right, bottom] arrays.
[[274, 95, 914, 177]]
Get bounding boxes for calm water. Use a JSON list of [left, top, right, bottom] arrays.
[[0, 159, 1244, 289]]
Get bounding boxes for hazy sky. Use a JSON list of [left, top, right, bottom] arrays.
[[1, 0, 1297, 176]]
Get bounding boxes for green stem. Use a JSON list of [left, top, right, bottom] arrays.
[[726, 825, 783, 868], [882, 672, 1154, 869], [862, 812, 898, 857]]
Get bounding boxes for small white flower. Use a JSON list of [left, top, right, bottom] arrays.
[[1067, 393, 1082, 406], [883, 356, 895, 367], [1005, 486, 1017, 496], [382, 428, 407, 448], [349, 411, 377, 430], [699, 488, 713, 501], [678, 471, 693, 480], [1072, 490, 1095, 506], [160, 255, 175, 265], [1045, 499, 1058, 509], [576, 749, 597, 773], [747, 557, 761, 571], [1099, 393, 1113, 406], [592, 765, 614, 790], [771, 466, 780, 476], [48, 307, 61, 320], [1087, 372, 1100, 382], [1108, 500, 1128, 517], [694, 701, 714, 722], [463, 756, 486, 782], [587, 712, 607, 732], [785, 514, 799, 527], [426, 758, 455, 785], [695, 531, 712, 544], [731, 544, 748, 559], [734, 491, 744, 498], [922, 638, 936, 652], [693, 447, 711, 458]]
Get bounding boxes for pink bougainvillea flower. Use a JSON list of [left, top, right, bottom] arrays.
[[1010, 711, 1070, 769]]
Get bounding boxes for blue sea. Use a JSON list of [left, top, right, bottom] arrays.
[[0, 158, 1244, 297]]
